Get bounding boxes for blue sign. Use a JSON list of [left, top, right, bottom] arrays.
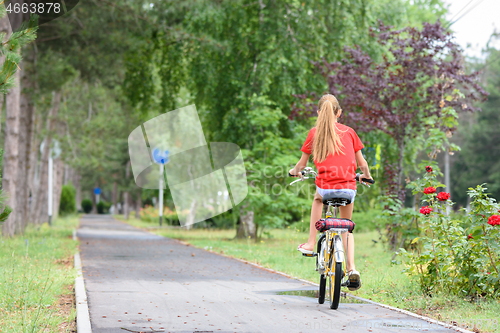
[[152, 148, 170, 165], [94, 187, 101, 195]]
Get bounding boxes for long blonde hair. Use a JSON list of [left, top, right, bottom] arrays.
[[312, 94, 345, 163]]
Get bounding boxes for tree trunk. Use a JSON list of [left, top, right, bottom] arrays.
[[135, 190, 142, 219], [123, 161, 130, 219], [1, 60, 21, 237], [0, 16, 9, 138], [15, 62, 35, 233], [52, 159, 64, 219], [236, 204, 256, 239], [396, 137, 406, 201], [28, 111, 41, 220], [91, 181, 98, 214], [111, 181, 117, 214], [31, 91, 62, 224], [74, 171, 82, 211]]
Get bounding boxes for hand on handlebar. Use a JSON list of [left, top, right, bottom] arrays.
[[288, 168, 303, 178], [355, 173, 375, 187]]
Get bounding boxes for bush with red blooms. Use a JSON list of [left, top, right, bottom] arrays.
[[423, 186, 436, 194], [419, 206, 433, 215], [425, 166, 433, 173], [437, 192, 450, 201], [488, 215, 500, 226], [396, 165, 500, 297]]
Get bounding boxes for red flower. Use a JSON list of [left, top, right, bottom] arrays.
[[425, 166, 433, 173], [424, 186, 436, 194], [467, 233, 473, 240], [477, 213, 486, 218], [487, 272, 491, 275], [487, 215, 500, 226], [420, 206, 433, 215], [437, 192, 450, 201]]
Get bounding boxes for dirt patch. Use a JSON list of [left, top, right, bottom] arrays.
[[55, 254, 74, 270], [57, 284, 76, 333]]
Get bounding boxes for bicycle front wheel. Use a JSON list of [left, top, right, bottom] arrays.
[[329, 261, 342, 309]]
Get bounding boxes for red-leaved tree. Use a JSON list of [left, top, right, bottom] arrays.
[[293, 21, 487, 200]]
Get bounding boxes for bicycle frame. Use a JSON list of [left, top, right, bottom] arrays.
[[318, 205, 348, 279]]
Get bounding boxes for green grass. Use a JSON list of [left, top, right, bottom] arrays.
[[0, 215, 79, 332], [118, 215, 500, 333]]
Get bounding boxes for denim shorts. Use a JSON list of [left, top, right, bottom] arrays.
[[316, 187, 357, 203]]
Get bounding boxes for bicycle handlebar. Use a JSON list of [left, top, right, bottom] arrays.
[[288, 168, 375, 187], [355, 174, 375, 185]]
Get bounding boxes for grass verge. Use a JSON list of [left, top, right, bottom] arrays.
[[117, 215, 500, 333], [0, 215, 79, 333]]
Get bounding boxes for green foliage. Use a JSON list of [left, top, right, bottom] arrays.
[[452, 37, 500, 206], [0, 14, 39, 94], [59, 183, 76, 215], [394, 166, 500, 298], [97, 201, 111, 214], [81, 199, 92, 214]]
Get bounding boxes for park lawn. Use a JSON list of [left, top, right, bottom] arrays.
[[0, 215, 79, 333], [118, 215, 500, 333]]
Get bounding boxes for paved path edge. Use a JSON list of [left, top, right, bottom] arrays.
[[175, 238, 473, 333], [73, 229, 92, 333]]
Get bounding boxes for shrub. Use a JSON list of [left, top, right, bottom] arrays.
[[97, 201, 111, 214], [59, 183, 76, 215], [81, 199, 92, 214], [139, 205, 186, 225], [395, 165, 500, 298]]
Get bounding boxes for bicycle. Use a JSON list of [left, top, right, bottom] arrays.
[[290, 167, 375, 309]]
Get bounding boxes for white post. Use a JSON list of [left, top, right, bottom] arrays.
[[96, 194, 100, 204], [48, 152, 53, 225], [159, 164, 163, 226]]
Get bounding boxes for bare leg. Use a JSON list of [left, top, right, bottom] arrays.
[[301, 191, 323, 252], [339, 203, 355, 272]]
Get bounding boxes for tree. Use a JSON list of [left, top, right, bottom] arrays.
[[123, 0, 445, 238], [295, 21, 487, 201], [1, 10, 38, 236], [451, 37, 500, 205]]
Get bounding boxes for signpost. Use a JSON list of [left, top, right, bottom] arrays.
[[41, 139, 61, 226], [152, 148, 169, 226], [94, 187, 102, 205]]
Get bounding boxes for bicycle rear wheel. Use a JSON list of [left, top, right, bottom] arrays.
[[329, 261, 342, 309], [318, 274, 326, 304]]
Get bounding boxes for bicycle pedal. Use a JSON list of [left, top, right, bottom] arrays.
[[302, 253, 317, 257]]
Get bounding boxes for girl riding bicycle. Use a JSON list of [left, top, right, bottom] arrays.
[[289, 94, 372, 291]]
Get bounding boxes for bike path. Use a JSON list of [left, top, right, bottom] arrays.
[[77, 215, 463, 333]]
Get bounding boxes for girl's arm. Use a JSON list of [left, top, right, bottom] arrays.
[[289, 152, 310, 176], [355, 150, 373, 181]]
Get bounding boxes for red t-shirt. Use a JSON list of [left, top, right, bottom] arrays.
[[301, 124, 364, 190]]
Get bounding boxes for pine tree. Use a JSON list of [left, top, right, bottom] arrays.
[[0, 9, 38, 236]]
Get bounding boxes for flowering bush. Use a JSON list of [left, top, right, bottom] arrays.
[[437, 192, 450, 201], [395, 164, 500, 298]]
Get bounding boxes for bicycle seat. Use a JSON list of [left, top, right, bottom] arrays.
[[322, 192, 351, 206]]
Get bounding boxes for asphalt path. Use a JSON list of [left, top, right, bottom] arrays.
[[77, 215, 462, 333]]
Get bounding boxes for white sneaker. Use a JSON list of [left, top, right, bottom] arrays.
[[347, 270, 361, 291]]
